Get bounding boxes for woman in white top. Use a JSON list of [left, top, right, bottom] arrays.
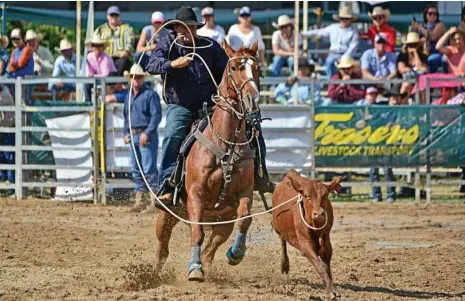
[[226, 6, 265, 66], [271, 15, 302, 76], [197, 7, 225, 43]]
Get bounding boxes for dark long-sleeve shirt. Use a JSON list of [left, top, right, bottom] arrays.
[[146, 32, 228, 110], [328, 72, 366, 104], [123, 87, 162, 136]]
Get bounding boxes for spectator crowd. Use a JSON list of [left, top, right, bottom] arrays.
[[1, 3, 465, 200]]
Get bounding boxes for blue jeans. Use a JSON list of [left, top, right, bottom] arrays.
[[325, 53, 342, 79], [369, 167, 396, 200], [129, 131, 159, 193], [159, 104, 198, 193], [271, 55, 294, 77], [427, 53, 448, 73], [0, 133, 15, 195]]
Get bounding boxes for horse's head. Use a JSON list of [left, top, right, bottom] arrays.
[[221, 41, 260, 114]]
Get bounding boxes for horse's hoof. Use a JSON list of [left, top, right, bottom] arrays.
[[226, 247, 245, 266], [188, 268, 204, 282]]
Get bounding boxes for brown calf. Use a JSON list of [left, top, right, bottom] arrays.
[[272, 169, 343, 300]]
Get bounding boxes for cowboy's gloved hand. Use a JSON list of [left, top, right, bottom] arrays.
[[170, 56, 192, 69]]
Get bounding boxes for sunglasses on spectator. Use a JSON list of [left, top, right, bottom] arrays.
[[109, 13, 119, 17], [340, 18, 352, 21], [91, 44, 104, 48], [340, 67, 352, 70], [240, 14, 251, 18], [11, 37, 20, 41], [427, 11, 438, 16], [407, 43, 419, 48], [373, 16, 385, 20]]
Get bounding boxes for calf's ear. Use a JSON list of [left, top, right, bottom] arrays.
[[327, 176, 345, 193], [287, 169, 306, 194]]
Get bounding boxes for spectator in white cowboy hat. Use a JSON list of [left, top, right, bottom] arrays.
[[361, 33, 397, 82], [136, 11, 169, 70], [48, 39, 77, 95], [328, 55, 365, 104], [197, 7, 225, 44], [94, 5, 135, 76], [85, 35, 116, 101], [361, 6, 396, 53], [302, 5, 359, 78], [0, 34, 9, 77], [8, 28, 34, 79], [397, 32, 428, 104], [270, 14, 302, 77], [25, 29, 54, 76], [226, 6, 265, 66], [123, 64, 162, 213]]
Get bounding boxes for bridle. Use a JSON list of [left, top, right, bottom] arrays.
[[209, 53, 261, 147], [212, 54, 260, 120]]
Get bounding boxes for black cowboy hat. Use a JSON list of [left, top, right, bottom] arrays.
[[164, 6, 205, 31], [297, 58, 315, 74]]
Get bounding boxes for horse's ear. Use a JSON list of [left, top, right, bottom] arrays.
[[222, 40, 234, 57], [250, 41, 259, 54], [326, 176, 345, 193], [287, 169, 305, 193]]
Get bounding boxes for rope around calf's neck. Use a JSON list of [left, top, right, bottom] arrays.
[[128, 20, 306, 225]]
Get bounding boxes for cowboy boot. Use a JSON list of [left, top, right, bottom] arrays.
[[127, 191, 147, 213], [254, 162, 276, 194]]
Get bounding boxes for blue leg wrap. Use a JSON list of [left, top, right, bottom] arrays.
[[187, 245, 203, 273], [226, 232, 247, 265]]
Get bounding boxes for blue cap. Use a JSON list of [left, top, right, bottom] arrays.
[[107, 6, 120, 15], [239, 6, 251, 16]]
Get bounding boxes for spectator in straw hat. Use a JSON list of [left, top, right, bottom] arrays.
[[8, 28, 34, 79], [362, 6, 396, 53], [197, 7, 225, 43], [123, 64, 162, 213], [302, 5, 359, 78], [270, 14, 302, 77], [25, 29, 54, 76], [0, 34, 9, 77], [85, 35, 116, 101], [136, 11, 169, 71], [48, 39, 77, 94], [328, 55, 365, 104]]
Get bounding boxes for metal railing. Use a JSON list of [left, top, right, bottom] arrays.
[[1, 76, 465, 203]]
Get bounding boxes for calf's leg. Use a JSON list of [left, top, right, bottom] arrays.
[[281, 238, 290, 274]]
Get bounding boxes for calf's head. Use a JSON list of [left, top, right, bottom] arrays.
[[286, 169, 343, 224]]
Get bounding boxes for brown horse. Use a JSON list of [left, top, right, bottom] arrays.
[[154, 41, 261, 282]]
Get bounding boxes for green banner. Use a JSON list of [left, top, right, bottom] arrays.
[[314, 105, 465, 167]]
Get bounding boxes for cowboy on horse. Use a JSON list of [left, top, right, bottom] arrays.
[[146, 6, 275, 207]]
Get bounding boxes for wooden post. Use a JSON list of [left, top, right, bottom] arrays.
[[76, 0, 81, 102], [302, 0, 308, 57], [293, 0, 300, 105]]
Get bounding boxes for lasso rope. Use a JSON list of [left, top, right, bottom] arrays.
[[127, 19, 303, 225]]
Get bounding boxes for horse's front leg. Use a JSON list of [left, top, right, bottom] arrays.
[[227, 186, 253, 266], [186, 185, 206, 282]]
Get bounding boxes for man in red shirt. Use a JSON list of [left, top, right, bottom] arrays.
[[363, 6, 397, 53]]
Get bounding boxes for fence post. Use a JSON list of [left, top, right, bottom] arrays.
[[14, 78, 22, 200], [92, 78, 99, 204], [310, 78, 316, 179], [426, 78, 432, 203], [414, 79, 421, 203], [100, 79, 107, 205]]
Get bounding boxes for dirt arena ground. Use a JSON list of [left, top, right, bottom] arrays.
[[1, 197, 464, 301]]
